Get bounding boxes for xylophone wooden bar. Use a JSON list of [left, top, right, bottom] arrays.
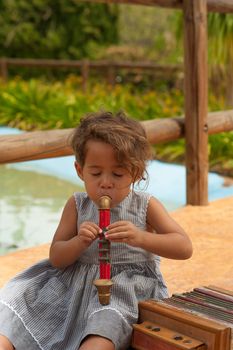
[[132, 286, 232, 350]]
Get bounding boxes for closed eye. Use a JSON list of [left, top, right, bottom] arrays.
[[113, 173, 123, 177]]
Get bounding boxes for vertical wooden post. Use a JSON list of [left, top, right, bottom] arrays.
[[0, 58, 8, 81], [81, 59, 89, 92], [107, 64, 115, 86], [183, 0, 208, 205]]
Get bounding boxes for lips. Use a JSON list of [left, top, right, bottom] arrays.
[[99, 192, 112, 199]]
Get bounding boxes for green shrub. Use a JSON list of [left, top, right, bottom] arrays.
[[0, 1, 118, 62], [0, 77, 232, 176]]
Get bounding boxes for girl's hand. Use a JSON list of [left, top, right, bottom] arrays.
[[106, 221, 143, 247], [77, 221, 101, 247]]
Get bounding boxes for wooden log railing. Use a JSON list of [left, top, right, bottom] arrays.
[[1, 110, 233, 164], [0, 58, 182, 88], [81, 0, 233, 13], [0, 58, 182, 71]]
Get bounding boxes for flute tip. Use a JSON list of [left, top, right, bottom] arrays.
[[99, 195, 111, 209]]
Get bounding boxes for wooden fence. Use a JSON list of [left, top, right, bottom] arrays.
[[0, 58, 182, 91], [1, 0, 233, 206], [1, 110, 233, 163], [81, 0, 233, 13]]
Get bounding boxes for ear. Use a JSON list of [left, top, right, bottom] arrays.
[[74, 161, 84, 180]]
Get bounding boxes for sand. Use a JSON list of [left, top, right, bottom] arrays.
[[0, 196, 232, 295]]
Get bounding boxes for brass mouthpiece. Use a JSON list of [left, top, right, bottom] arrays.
[[99, 196, 111, 209]]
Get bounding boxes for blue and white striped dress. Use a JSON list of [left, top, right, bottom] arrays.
[[0, 191, 168, 350]]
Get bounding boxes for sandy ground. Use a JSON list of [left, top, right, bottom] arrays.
[[0, 196, 233, 295]]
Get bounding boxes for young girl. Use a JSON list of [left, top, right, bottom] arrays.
[[0, 111, 193, 350]]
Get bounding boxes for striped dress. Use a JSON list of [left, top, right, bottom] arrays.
[[0, 191, 168, 350]]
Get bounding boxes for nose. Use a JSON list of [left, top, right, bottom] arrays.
[[100, 174, 113, 189]]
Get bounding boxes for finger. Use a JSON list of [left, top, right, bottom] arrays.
[[106, 231, 127, 241], [83, 221, 100, 231], [107, 237, 128, 244], [83, 224, 100, 236], [108, 221, 127, 229], [107, 224, 128, 234], [79, 227, 97, 239]]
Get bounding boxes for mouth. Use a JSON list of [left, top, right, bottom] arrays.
[[98, 191, 112, 199]]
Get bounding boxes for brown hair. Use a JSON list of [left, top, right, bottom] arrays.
[[70, 111, 152, 184]]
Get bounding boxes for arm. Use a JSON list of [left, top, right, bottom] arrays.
[[49, 196, 100, 269], [106, 196, 193, 260], [140, 196, 193, 259]]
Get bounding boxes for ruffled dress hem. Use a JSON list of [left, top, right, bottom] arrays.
[[0, 302, 40, 350]]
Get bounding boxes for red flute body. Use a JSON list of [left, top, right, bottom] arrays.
[[98, 196, 111, 279]]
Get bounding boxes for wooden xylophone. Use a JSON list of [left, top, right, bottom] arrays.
[[132, 285, 233, 350]]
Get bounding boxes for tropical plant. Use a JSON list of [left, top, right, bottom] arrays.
[[208, 13, 233, 105], [174, 11, 233, 106], [0, 0, 119, 60]]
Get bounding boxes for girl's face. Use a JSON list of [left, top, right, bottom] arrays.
[[75, 140, 133, 208]]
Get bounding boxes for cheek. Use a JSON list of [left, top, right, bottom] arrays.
[[84, 179, 97, 191]]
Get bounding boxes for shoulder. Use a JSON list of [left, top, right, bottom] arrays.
[[130, 190, 152, 216], [132, 190, 151, 205], [146, 195, 170, 225], [73, 191, 87, 203], [146, 195, 185, 233], [73, 192, 95, 211], [59, 195, 77, 221], [147, 195, 168, 214]]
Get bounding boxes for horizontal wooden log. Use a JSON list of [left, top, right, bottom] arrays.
[[81, 0, 181, 9], [0, 129, 74, 164], [81, 0, 233, 13], [2, 58, 181, 72], [0, 110, 233, 164], [208, 0, 233, 13], [144, 110, 233, 144]]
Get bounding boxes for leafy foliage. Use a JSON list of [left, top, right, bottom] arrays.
[[208, 13, 233, 66], [0, 77, 232, 176], [118, 5, 183, 64], [0, 77, 183, 129], [174, 11, 233, 106], [0, 0, 119, 59]]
